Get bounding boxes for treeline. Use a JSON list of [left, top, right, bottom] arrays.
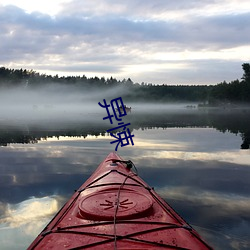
[[208, 63, 250, 104], [0, 63, 249, 104], [208, 79, 250, 105]]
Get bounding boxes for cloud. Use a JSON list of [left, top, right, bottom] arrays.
[[58, 0, 241, 19], [0, 1, 250, 84]]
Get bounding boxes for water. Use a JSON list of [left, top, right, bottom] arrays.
[[0, 105, 250, 249]]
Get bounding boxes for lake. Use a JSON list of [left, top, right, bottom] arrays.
[[0, 104, 250, 249]]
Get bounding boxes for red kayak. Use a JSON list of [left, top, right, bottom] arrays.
[[28, 152, 213, 249]]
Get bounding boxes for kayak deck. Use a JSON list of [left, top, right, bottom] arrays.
[[28, 152, 213, 249]]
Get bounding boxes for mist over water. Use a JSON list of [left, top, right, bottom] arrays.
[[0, 84, 250, 150], [0, 85, 100, 122], [0, 84, 197, 125]]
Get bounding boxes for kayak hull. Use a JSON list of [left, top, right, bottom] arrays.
[[28, 152, 213, 249]]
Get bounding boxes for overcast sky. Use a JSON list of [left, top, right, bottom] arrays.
[[0, 0, 250, 85]]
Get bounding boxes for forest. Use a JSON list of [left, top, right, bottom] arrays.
[[0, 63, 249, 104]]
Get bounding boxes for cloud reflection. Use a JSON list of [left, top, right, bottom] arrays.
[[0, 196, 62, 249], [0, 196, 59, 229], [156, 186, 250, 250], [0, 126, 249, 249], [154, 150, 250, 167], [157, 186, 250, 216]]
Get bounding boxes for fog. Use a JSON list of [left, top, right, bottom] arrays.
[[0, 85, 128, 124], [0, 85, 195, 125]]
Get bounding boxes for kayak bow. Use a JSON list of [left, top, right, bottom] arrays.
[[28, 152, 213, 249]]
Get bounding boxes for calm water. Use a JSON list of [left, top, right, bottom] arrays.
[[0, 105, 250, 249]]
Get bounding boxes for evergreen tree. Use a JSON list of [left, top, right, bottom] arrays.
[[242, 63, 250, 83]]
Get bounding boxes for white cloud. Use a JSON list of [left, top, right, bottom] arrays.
[[0, 0, 67, 16]]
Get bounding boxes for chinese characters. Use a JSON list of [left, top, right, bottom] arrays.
[[98, 97, 134, 151]]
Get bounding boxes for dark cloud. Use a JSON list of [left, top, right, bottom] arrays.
[[184, 13, 250, 49]]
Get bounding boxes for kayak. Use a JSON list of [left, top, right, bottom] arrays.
[[28, 152, 213, 249]]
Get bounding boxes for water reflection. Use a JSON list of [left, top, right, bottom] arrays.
[[0, 108, 250, 249], [1, 196, 59, 228], [0, 107, 250, 149], [0, 196, 62, 250]]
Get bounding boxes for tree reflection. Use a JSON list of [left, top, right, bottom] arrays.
[[241, 133, 250, 149], [0, 109, 250, 149]]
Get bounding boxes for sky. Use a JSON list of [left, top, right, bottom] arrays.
[[0, 0, 250, 85]]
